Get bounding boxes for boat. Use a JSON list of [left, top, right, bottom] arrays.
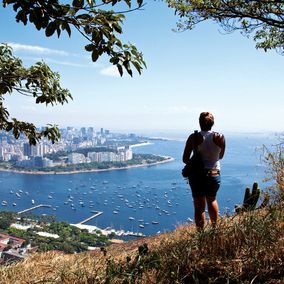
[[48, 195, 53, 199], [139, 224, 145, 228], [1, 201, 7, 206], [12, 203, 17, 206], [152, 221, 159, 224], [16, 192, 21, 198], [129, 217, 135, 220], [113, 210, 119, 214], [10, 190, 13, 194], [31, 199, 35, 205]]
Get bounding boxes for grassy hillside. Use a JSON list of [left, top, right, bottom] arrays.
[[0, 204, 283, 283]]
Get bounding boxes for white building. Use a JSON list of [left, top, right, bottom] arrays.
[[68, 153, 86, 164], [87, 148, 132, 163]]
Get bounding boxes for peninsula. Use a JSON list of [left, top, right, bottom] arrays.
[[0, 127, 174, 175], [0, 154, 174, 175]]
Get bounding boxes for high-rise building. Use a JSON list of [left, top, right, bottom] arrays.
[[31, 144, 44, 157], [81, 127, 86, 137], [87, 127, 94, 139], [23, 143, 32, 157], [125, 146, 133, 161]]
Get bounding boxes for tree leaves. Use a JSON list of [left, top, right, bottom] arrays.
[[91, 50, 99, 62], [72, 0, 84, 8], [15, 10, 27, 25], [166, 0, 284, 54], [46, 21, 57, 37], [0, 44, 72, 144], [4, 0, 146, 75]]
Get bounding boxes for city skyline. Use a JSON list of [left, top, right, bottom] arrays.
[[1, 2, 283, 134]]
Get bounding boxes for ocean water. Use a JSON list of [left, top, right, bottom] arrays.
[[0, 132, 276, 237]]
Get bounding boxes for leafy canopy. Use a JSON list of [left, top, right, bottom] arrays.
[[166, 0, 284, 54], [0, 44, 70, 144], [1, 0, 146, 144]]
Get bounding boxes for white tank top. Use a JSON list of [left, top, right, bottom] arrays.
[[197, 131, 221, 170]]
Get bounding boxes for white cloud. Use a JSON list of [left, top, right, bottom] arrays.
[[8, 42, 71, 56], [22, 56, 95, 68], [100, 66, 120, 77]]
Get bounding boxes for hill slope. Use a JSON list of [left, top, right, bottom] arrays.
[[0, 205, 283, 284]]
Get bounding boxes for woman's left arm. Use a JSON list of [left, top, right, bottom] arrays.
[[213, 132, 225, 159], [182, 135, 194, 164]]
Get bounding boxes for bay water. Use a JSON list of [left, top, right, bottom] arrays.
[[0, 132, 276, 237]]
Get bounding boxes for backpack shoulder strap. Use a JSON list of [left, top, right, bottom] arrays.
[[193, 130, 199, 153]]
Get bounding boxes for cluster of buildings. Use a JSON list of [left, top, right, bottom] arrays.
[[69, 146, 133, 165], [0, 127, 140, 168], [0, 233, 35, 265]]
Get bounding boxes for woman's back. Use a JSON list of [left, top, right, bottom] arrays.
[[198, 131, 221, 170]]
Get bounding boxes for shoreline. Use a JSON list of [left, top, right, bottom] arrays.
[[0, 156, 175, 175]]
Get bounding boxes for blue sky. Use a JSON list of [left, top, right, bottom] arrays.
[[1, 1, 283, 134]]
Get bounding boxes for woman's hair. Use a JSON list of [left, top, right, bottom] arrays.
[[199, 112, 214, 131]]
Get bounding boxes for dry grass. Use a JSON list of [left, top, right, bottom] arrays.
[[0, 205, 283, 284]]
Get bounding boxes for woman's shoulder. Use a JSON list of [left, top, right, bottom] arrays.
[[213, 131, 224, 138], [212, 132, 225, 147]]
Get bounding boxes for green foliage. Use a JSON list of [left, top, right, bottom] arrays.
[[0, 211, 17, 229], [166, 0, 284, 54], [0, 44, 71, 144], [236, 182, 270, 213], [37, 221, 109, 251], [243, 182, 260, 211], [2, 0, 146, 76], [0, 211, 109, 253]]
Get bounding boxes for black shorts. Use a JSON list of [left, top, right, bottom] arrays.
[[188, 173, 221, 198]]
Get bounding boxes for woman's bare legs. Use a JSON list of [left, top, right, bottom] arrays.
[[206, 196, 219, 227], [193, 197, 206, 229]]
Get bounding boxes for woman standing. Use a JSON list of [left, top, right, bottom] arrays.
[[183, 112, 225, 229]]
